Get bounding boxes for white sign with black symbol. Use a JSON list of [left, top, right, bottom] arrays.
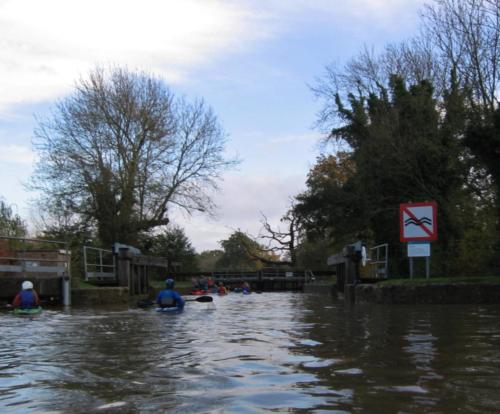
[[400, 202, 438, 242]]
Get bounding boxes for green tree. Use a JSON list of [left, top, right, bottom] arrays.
[[196, 249, 224, 272], [304, 77, 469, 276], [311, 0, 500, 275], [32, 67, 237, 247], [0, 199, 26, 237], [216, 231, 276, 270], [295, 151, 361, 249], [294, 237, 332, 270], [140, 226, 198, 272]]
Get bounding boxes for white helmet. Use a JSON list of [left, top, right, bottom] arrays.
[[22, 281, 34, 290]]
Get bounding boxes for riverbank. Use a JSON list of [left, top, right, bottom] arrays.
[[346, 281, 500, 304]]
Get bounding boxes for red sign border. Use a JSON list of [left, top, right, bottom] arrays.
[[399, 201, 438, 242]]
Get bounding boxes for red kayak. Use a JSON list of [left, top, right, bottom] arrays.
[[190, 289, 207, 296]]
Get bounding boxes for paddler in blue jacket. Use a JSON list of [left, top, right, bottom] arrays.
[[12, 280, 40, 309], [156, 279, 185, 310]]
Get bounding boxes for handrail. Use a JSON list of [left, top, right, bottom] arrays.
[[0, 235, 67, 245], [0, 256, 69, 263]]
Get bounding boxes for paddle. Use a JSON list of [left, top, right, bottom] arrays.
[[185, 295, 213, 303], [137, 295, 213, 308]]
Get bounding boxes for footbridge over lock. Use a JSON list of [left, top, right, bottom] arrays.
[[169, 268, 335, 292]]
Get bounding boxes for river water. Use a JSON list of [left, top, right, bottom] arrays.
[[1, 291, 500, 413]]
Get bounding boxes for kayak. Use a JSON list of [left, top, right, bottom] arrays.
[[13, 306, 43, 316], [155, 306, 183, 313], [190, 290, 207, 296]]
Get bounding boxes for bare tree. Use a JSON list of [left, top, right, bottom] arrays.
[[32, 67, 237, 246], [244, 200, 303, 267], [422, 0, 500, 114], [312, 38, 445, 143], [257, 207, 301, 267]]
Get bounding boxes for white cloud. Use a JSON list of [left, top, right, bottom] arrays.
[[0, 144, 36, 165], [170, 172, 306, 252], [0, 0, 273, 113], [0, 0, 426, 114]]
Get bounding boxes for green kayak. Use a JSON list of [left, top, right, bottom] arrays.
[[13, 306, 43, 316]]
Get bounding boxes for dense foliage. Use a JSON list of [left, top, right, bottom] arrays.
[[139, 226, 198, 272], [296, 0, 500, 276], [215, 231, 279, 271], [0, 199, 26, 237]]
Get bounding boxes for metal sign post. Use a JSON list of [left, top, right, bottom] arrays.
[[407, 242, 431, 278]]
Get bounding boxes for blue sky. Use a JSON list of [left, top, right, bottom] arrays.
[[0, 0, 425, 251]]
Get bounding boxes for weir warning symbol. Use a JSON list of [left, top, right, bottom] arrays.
[[399, 202, 438, 242]]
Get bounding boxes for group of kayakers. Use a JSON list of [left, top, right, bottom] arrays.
[[156, 276, 252, 310], [9, 276, 252, 313], [190, 276, 251, 295]]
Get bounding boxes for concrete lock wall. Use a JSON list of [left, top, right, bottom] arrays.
[[351, 283, 500, 304], [1, 275, 63, 302]]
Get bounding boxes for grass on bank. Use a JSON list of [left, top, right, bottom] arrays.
[[379, 276, 500, 285], [71, 278, 101, 289]]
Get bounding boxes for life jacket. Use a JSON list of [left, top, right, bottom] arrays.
[[20, 290, 37, 308], [158, 290, 177, 308]]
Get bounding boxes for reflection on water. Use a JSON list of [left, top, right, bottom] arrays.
[[1, 292, 500, 413]]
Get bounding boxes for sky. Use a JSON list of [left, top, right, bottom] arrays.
[[0, 0, 425, 252]]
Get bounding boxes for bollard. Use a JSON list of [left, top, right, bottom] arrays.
[[62, 274, 71, 306]]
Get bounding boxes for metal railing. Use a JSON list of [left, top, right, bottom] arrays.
[[83, 246, 116, 281], [368, 243, 389, 280], [0, 235, 71, 305], [0, 236, 69, 272]]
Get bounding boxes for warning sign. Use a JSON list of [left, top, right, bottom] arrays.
[[400, 202, 437, 242]]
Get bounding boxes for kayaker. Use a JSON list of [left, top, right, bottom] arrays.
[[198, 275, 208, 291], [207, 276, 215, 291], [191, 276, 199, 290], [12, 281, 40, 309], [156, 278, 185, 310], [242, 281, 251, 293], [217, 282, 228, 295]]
